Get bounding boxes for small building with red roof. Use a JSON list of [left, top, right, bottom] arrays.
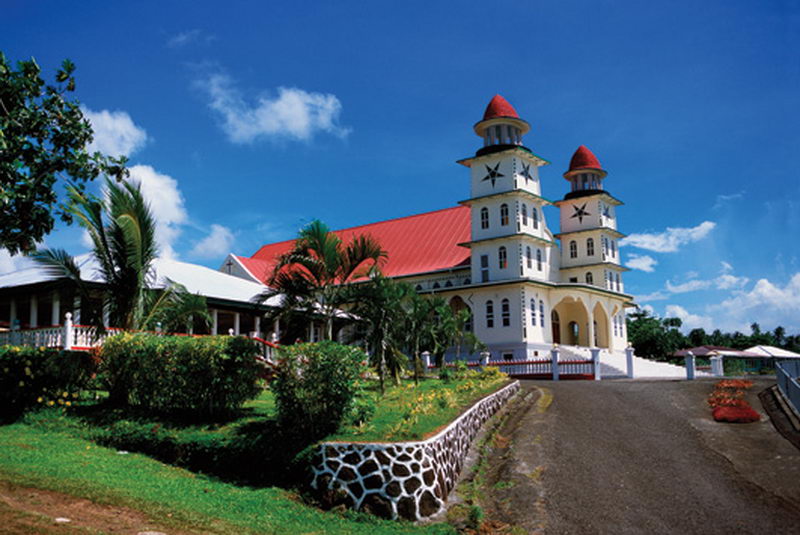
[[225, 95, 633, 358]]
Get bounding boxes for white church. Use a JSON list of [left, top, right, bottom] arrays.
[[223, 95, 634, 361]]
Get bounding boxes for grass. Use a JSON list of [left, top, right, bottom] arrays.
[[0, 373, 510, 533], [0, 421, 454, 535], [329, 372, 509, 443]]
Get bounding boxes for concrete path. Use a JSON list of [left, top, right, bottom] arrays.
[[482, 378, 800, 534]]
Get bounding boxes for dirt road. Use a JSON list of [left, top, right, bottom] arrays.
[[476, 378, 800, 534]]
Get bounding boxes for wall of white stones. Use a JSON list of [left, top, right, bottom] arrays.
[[310, 380, 520, 520]]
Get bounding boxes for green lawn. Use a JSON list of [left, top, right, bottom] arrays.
[[0, 372, 509, 533], [0, 422, 453, 535]]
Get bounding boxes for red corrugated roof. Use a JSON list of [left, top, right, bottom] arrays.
[[568, 145, 603, 172], [247, 206, 471, 284], [483, 94, 519, 121]]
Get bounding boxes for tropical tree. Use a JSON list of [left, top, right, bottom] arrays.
[[1, 54, 127, 254], [402, 292, 435, 384], [348, 273, 411, 393], [259, 220, 386, 341], [30, 178, 203, 331]]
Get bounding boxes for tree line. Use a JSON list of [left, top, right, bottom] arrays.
[[627, 308, 800, 361]]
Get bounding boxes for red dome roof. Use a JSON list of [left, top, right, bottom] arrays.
[[568, 145, 603, 172], [482, 94, 519, 121]]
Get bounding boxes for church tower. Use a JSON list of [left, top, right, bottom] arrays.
[[457, 95, 558, 286], [555, 145, 627, 293]]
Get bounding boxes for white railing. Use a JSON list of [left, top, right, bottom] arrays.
[[776, 359, 800, 417], [427, 346, 599, 380]]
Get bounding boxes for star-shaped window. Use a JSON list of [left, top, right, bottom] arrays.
[[571, 203, 590, 224], [481, 163, 504, 187], [520, 163, 534, 183]]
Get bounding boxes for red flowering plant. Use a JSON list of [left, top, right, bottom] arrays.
[[707, 379, 759, 423]]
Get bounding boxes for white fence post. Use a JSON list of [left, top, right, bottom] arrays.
[[685, 351, 696, 380], [64, 313, 74, 350], [480, 350, 490, 369], [422, 351, 431, 370], [625, 345, 635, 379], [590, 348, 601, 381], [551, 346, 560, 381], [710, 355, 724, 377]]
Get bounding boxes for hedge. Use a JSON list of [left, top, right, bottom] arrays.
[[100, 333, 262, 415]]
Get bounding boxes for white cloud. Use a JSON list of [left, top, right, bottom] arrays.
[[199, 73, 351, 143], [705, 273, 800, 332], [167, 29, 214, 48], [625, 253, 657, 272], [720, 261, 733, 273], [126, 165, 187, 259], [716, 273, 749, 290], [635, 290, 668, 303], [665, 304, 714, 332], [190, 224, 235, 259], [713, 192, 744, 211], [620, 221, 716, 253], [666, 279, 712, 293], [83, 107, 148, 158]]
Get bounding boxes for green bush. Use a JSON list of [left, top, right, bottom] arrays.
[[0, 346, 96, 421], [99, 333, 262, 415], [271, 341, 367, 440]]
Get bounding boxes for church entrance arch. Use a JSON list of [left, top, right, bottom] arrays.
[[592, 302, 610, 349], [449, 296, 472, 332], [551, 310, 561, 344], [551, 296, 590, 347]]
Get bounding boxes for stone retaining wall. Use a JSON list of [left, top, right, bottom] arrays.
[[310, 380, 520, 520]]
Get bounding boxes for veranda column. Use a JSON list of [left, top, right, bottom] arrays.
[[51, 291, 60, 326], [234, 312, 240, 335], [254, 316, 261, 338], [587, 318, 595, 349], [272, 318, 280, 342], [73, 296, 81, 324], [9, 298, 17, 328], [211, 309, 218, 335], [29, 295, 38, 328]]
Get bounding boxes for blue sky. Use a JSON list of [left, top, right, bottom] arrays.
[[3, 0, 799, 333]]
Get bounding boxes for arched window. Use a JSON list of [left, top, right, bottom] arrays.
[[536, 248, 543, 271], [526, 246, 532, 269], [616, 273, 621, 291], [530, 298, 536, 325], [498, 246, 507, 269], [486, 301, 494, 328], [532, 206, 539, 229], [586, 272, 593, 285], [432, 282, 440, 289], [586, 237, 594, 256], [415, 284, 422, 291], [602, 237, 608, 257], [464, 278, 471, 285], [569, 240, 577, 258], [521, 204, 528, 225], [539, 300, 545, 327], [611, 239, 616, 257], [480, 207, 489, 229], [445, 280, 453, 287], [500, 204, 509, 226], [501, 298, 510, 327]]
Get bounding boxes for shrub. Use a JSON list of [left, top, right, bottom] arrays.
[[0, 346, 96, 421], [271, 341, 367, 440], [99, 333, 261, 415]]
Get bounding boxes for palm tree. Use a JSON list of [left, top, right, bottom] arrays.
[[30, 178, 202, 332], [348, 273, 411, 393], [259, 220, 386, 341]]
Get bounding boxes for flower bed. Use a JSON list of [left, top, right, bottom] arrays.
[[707, 379, 760, 423]]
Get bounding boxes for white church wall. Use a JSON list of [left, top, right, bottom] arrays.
[[470, 155, 514, 198]]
